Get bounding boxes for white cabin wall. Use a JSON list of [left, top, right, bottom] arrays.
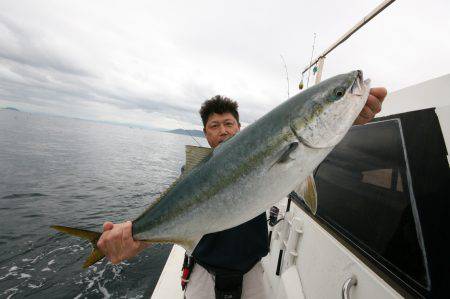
[[379, 74, 450, 117], [263, 201, 403, 299]]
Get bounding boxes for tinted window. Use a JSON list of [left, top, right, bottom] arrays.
[[314, 119, 429, 287]]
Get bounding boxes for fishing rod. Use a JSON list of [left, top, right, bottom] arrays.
[[173, 117, 202, 147], [299, 0, 397, 87], [280, 54, 290, 99]]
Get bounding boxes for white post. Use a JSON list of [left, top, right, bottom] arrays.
[[315, 57, 325, 85]]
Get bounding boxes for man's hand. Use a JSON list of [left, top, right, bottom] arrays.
[[97, 221, 149, 264], [354, 87, 387, 125]]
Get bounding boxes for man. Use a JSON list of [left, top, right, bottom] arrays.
[[97, 88, 387, 298]]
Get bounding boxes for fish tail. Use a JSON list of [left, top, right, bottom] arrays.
[[51, 225, 105, 268]]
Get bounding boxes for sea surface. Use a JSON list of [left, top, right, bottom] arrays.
[[0, 110, 207, 298]]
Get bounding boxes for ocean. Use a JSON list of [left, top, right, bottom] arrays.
[[0, 110, 206, 298]]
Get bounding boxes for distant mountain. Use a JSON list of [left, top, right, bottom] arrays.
[[167, 129, 204, 137], [1, 107, 20, 112]]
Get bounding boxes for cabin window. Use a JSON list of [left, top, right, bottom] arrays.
[[314, 119, 428, 288]]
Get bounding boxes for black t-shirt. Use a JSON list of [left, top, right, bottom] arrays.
[[192, 212, 269, 273]]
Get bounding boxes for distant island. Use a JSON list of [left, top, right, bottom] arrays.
[[167, 129, 204, 137], [1, 107, 20, 112]]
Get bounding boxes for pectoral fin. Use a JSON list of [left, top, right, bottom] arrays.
[[294, 174, 318, 214], [277, 142, 299, 164]]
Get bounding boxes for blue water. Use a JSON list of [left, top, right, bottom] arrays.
[[0, 110, 206, 298]]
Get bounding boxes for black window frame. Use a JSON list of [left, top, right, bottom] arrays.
[[291, 108, 450, 298]]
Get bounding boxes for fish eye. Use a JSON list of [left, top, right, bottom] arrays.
[[333, 87, 346, 98]]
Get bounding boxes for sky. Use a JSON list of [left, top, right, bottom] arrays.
[[0, 0, 449, 130]]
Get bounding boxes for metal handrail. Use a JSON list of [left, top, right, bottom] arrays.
[[342, 276, 358, 299]]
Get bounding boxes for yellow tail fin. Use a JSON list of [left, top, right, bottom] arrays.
[[51, 225, 104, 268]]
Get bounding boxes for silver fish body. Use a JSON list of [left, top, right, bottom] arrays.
[[132, 70, 370, 252]]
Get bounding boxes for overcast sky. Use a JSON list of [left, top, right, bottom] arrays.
[[0, 0, 449, 130]]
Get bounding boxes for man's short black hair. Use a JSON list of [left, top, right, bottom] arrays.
[[199, 95, 240, 127]]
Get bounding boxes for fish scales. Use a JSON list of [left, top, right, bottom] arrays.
[[132, 71, 368, 244], [52, 70, 370, 267]]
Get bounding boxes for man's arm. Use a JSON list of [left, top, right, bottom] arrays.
[[354, 87, 387, 125], [97, 88, 387, 264], [98, 167, 189, 264], [97, 221, 149, 264]]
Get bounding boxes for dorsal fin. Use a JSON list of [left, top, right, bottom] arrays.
[[184, 145, 213, 173]]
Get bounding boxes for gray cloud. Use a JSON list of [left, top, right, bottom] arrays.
[[0, 0, 449, 129], [0, 15, 93, 77], [0, 13, 203, 126]]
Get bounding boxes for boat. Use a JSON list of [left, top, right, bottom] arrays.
[[151, 74, 449, 299]]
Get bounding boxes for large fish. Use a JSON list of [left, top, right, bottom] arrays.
[[52, 70, 370, 268]]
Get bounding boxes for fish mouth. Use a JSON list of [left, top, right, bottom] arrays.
[[350, 70, 371, 96], [291, 70, 371, 149]]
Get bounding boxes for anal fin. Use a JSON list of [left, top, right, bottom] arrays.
[[138, 237, 200, 256], [293, 174, 318, 214]]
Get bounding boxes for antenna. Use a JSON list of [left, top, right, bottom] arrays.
[[280, 54, 290, 99], [306, 33, 317, 88]]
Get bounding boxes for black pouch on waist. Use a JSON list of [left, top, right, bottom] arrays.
[[214, 270, 243, 299]]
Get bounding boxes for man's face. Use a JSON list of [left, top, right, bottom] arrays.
[[204, 112, 240, 148]]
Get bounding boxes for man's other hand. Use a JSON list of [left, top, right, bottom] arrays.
[[97, 221, 149, 264], [354, 87, 387, 125]]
